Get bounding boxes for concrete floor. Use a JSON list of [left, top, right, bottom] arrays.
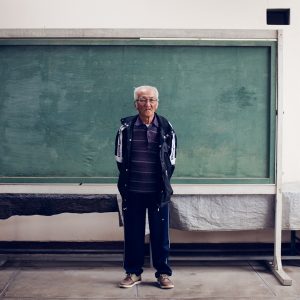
[[0, 260, 300, 299]]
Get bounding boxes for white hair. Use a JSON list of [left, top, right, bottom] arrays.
[[133, 85, 159, 102]]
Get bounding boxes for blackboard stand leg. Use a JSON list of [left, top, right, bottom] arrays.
[[270, 190, 292, 286], [271, 30, 292, 286], [271, 264, 292, 286]]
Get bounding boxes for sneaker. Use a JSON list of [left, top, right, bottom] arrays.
[[119, 273, 141, 288], [157, 274, 174, 289]]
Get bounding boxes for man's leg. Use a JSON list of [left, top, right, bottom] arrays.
[[148, 200, 172, 278], [123, 193, 146, 276]]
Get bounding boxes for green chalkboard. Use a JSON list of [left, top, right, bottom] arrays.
[[0, 40, 276, 184]]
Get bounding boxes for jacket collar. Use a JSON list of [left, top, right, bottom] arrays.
[[121, 113, 170, 132], [135, 115, 159, 127]]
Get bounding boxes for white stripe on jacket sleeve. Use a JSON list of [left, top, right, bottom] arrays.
[[115, 125, 125, 163], [170, 131, 176, 165], [168, 121, 176, 165]]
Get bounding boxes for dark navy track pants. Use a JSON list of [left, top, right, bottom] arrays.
[[123, 192, 172, 278]]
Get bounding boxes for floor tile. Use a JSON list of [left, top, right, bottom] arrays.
[[0, 270, 16, 295], [137, 265, 274, 299], [3, 267, 137, 299], [251, 262, 300, 298]]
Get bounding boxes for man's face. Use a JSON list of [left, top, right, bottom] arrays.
[[135, 88, 159, 120]]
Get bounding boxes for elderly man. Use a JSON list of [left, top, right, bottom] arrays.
[[115, 85, 177, 289]]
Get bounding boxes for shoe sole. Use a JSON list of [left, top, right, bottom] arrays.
[[119, 280, 141, 288], [157, 282, 174, 289]]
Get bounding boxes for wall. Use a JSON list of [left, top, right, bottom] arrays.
[[0, 0, 299, 242]]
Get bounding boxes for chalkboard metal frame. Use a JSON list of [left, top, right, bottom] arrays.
[[0, 39, 277, 184], [0, 39, 276, 47]]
